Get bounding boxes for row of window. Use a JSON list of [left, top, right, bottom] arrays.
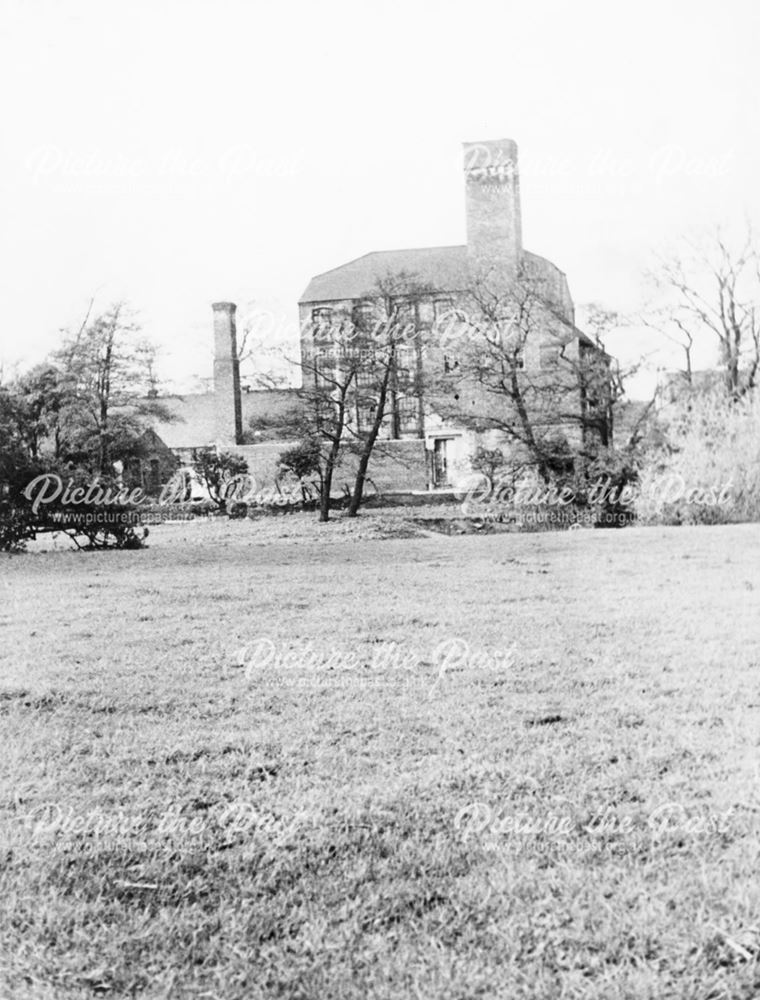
[[355, 397, 419, 434], [311, 346, 418, 376], [312, 306, 566, 370], [311, 298, 459, 331]]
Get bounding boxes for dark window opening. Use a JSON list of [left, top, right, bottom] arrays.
[[352, 301, 375, 333], [312, 308, 334, 342]]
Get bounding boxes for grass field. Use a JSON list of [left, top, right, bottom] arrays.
[[2, 517, 760, 999]]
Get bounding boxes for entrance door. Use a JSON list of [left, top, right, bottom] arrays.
[[433, 438, 450, 487]]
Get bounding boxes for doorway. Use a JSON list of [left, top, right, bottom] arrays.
[[433, 438, 451, 487]]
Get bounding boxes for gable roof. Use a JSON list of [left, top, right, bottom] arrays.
[[299, 245, 574, 319], [299, 246, 471, 304]]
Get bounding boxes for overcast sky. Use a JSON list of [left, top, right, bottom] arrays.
[[1, 0, 758, 398]]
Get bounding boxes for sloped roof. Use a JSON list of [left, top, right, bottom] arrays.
[[242, 388, 304, 440], [151, 393, 216, 449], [299, 245, 573, 315], [148, 389, 300, 449], [299, 246, 471, 304]]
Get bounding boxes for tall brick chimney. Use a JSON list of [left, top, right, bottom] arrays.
[[212, 301, 243, 447], [463, 138, 522, 284]]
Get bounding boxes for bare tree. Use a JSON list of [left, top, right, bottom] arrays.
[[346, 271, 434, 517], [285, 309, 361, 522], [646, 225, 760, 400], [433, 266, 618, 483], [237, 303, 297, 391], [276, 272, 432, 520]]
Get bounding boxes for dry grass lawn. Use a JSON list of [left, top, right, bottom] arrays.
[[2, 516, 760, 999]]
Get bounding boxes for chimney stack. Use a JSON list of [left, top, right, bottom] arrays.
[[212, 301, 243, 447], [463, 138, 522, 286]]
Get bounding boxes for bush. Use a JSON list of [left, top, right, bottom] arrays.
[[191, 449, 250, 512], [278, 438, 322, 482], [0, 468, 146, 552], [635, 388, 760, 525]]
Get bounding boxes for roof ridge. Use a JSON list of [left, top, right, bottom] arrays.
[[369, 244, 467, 255]]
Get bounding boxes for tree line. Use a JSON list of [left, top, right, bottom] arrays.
[[3, 224, 759, 543]]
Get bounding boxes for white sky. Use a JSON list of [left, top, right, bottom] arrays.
[[1, 0, 758, 398]]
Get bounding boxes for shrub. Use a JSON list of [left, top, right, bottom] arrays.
[[0, 467, 146, 552], [191, 449, 250, 512], [278, 439, 322, 485], [635, 388, 760, 525]]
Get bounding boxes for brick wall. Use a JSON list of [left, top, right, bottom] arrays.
[[227, 439, 428, 494], [336, 440, 428, 493], [229, 442, 298, 492]]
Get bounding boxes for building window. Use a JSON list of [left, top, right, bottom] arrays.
[[397, 395, 418, 433], [539, 342, 562, 368], [352, 300, 375, 333], [355, 366, 375, 390], [312, 307, 334, 342], [434, 304, 470, 346], [417, 300, 434, 324], [387, 299, 416, 345], [395, 345, 416, 386], [356, 401, 377, 432], [313, 348, 335, 387]]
